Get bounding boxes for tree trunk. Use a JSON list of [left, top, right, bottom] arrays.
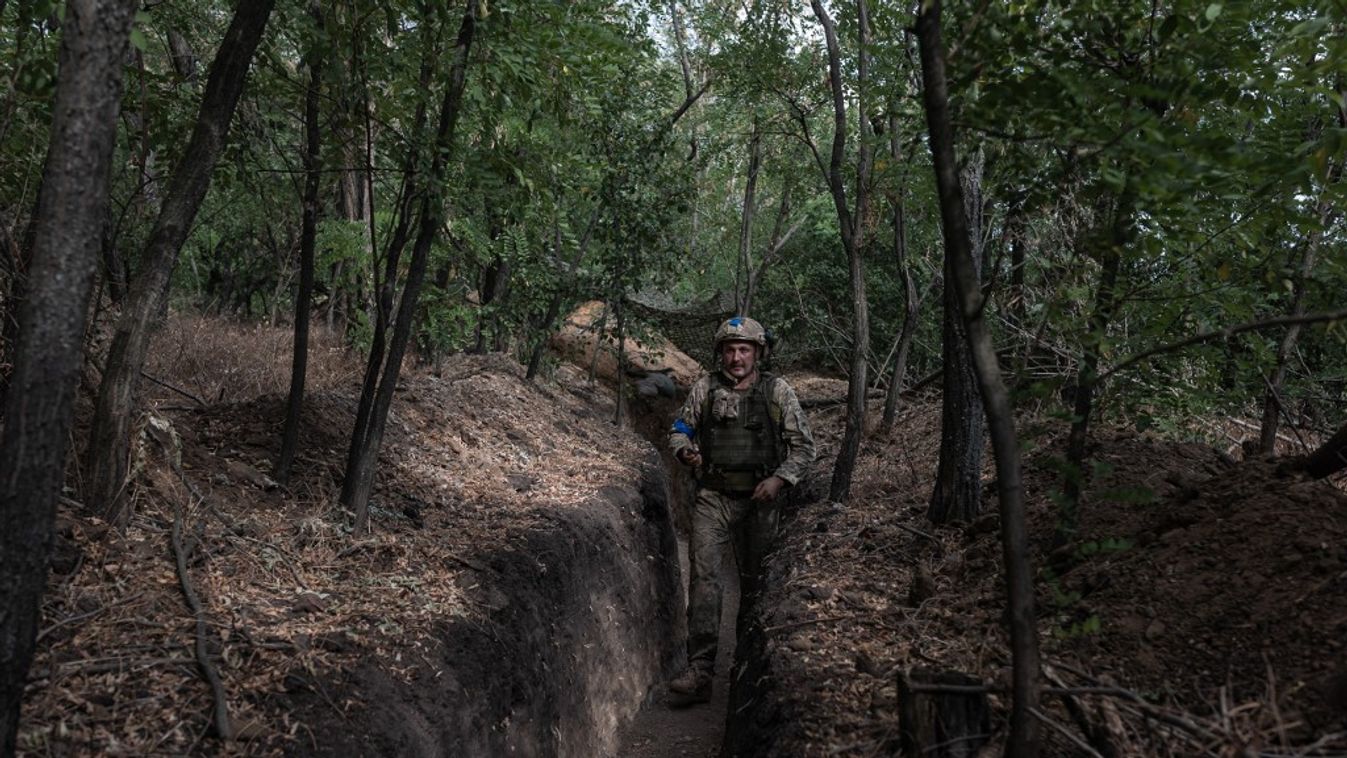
[[526, 222, 591, 381], [338, 26, 439, 511], [481, 253, 511, 352], [342, 3, 477, 531], [1260, 192, 1339, 452], [811, 0, 872, 505], [1058, 186, 1135, 544], [588, 301, 609, 383], [929, 268, 983, 523], [669, 0, 698, 164], [916, 3, 1042, 755], [1265, 85, 1347, 449], [0, 234, 32, 409], [898, 670, 991, 758], [1006, 192, 1027, 333], [276, 9, 324, 484], [929, 156, 985, 524], [0, 1, 138, 750], [743, 183, 794, 318], [881, 110, 918, 433], [735, 120, 761, 315], [613, 296, 628, 426], [83, 0, 276, 520]]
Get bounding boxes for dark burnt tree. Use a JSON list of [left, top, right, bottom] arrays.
[[341, 2, 478, 531], [0, 0, 140, 750], [275, 5, 326, 484], [809, 0, 873, 504], [916, 1, 1042, 755], [84, 0, 277, 520]]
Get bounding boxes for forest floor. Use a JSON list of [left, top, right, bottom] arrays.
[[17, 314, 1347, 756], [22, 315, 676, 756], [728, 374, 1347, 756], [614, 542, 737, 758]]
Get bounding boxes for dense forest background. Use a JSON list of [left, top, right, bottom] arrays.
[[1, 0, 1345, 755]]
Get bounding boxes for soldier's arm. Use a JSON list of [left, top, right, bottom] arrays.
[[669, 376, 709, 456], [771, 380, 816, 486]]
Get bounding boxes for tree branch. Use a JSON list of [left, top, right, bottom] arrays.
[[1099, 307, 1347, 383]]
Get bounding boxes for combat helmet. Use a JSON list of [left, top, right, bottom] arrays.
[[714, 316, 770, 358]]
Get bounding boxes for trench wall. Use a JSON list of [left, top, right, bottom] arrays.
[[290, 451, 684, 757]]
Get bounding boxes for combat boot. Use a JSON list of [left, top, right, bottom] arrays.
[[668, 666, 712, 704]]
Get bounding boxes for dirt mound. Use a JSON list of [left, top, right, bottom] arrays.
[[550, 300, 702, 387], [726, 399, 1347, 756], [1049, 444, 1347, 737], [22, 354, 683, 756]]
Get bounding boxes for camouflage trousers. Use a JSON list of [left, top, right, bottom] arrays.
[[686, 488, 780, 673]]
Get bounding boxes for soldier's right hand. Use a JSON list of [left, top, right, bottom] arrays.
[[676, 447, 702, 467]]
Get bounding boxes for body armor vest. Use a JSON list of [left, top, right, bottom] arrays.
[[699, 372, 783, 495]]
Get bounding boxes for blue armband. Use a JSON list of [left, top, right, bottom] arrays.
[[672, 418, 696, 440]]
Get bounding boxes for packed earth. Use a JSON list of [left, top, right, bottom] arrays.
[[14, 316, 1346, 756]]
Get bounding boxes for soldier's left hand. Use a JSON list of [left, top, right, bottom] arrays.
[[752, 475, 786, 502]]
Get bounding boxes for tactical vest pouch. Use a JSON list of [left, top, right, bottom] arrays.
[[700, 374, 783, 496]]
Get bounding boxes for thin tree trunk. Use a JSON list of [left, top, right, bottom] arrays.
[[84, 0, 276, 519], [1260, 129, 1342, 452], [881, 110, 919, 432], [916, 3, 1042, 756], [342, 3, 477, 532], [1006, 192, 1027, 332], [0, 1, 138, 750], [669, 0, 703, 241], [743, 183, 794, 318], [588, 301, 609, 384], [339, 31, 437, 503], [276, 8, 324, 484], [614, 296, 628, 426], [1058, 186, 1135, 544], [735, 120, 761, 315], [525, 214, 583, 380], [1259, 231, 1319, 453], [811, 0, 871, 505]]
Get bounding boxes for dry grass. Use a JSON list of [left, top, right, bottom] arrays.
[[24, 350, 649, 756], [143, 312, 358, 406]]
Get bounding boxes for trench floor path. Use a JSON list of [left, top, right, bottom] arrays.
[[615, 541, 738, 757]]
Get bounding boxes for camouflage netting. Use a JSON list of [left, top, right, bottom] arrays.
[[623, 290, 736, 370]]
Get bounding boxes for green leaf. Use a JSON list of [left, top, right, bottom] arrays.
[[1204, 4, 1222, 22]]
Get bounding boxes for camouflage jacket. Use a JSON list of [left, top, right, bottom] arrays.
[[669, 370, 816, 486]]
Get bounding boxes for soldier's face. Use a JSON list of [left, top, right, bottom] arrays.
[[720, 340, 758, 380]]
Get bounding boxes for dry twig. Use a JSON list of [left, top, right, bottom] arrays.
[[171, 500, 233, 741]]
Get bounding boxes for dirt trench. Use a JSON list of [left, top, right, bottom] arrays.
[[615, 541, 739, 758], [285, 453, 686, 757]]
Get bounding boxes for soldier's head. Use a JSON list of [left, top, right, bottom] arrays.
[[714, 316, 768, 380]]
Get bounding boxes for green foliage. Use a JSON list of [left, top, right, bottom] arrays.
[[1042, 535, 1132, 638], [1, 0, 1342, 444]]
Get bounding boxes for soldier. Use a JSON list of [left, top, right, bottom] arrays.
[[666, 316, 816, 704]]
